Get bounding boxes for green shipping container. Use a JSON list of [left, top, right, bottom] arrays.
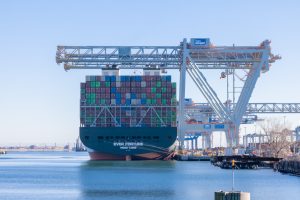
[[151, 87, 156, 93], [95, 81, 101, 87], [172, 82, 176, 88], [105, 82, 110, 87], [156, 93, 161, 98], [86, 98, 91, 104], [156, 82, 161, 87], [91, 81, 96, 88]]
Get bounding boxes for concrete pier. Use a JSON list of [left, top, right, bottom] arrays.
[[215, 191, 250, 200]]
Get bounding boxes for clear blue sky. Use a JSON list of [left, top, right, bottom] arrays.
[[1, 0, 300, 145]]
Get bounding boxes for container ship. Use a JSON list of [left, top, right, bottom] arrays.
[[79, 68, 177, 160]]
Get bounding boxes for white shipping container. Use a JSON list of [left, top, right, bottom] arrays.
[[116, 82, 121, 87], [126, 93, 131, 99], [111, 99, 116, 105], [86, 76, 91, 81], [101, 76, 105, 81], [141, 81, 146, 87]]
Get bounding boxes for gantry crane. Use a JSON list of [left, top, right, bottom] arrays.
[[56, 38, 281, 148]]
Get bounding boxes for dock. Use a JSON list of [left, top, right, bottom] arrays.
[[275, 156, 300, 176], [211, 155, 281, 169]]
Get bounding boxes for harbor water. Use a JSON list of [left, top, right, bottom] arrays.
[[0, 152, 300, 200]]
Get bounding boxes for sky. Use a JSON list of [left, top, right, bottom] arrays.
[[1, 0, 300, 146]]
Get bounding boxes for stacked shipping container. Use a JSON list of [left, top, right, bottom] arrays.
[[80, 75, 177, 128]]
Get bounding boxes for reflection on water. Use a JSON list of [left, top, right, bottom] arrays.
[[79, 160, 176, 200], [81, 160, 176, 168], [82, 189, 174, 198]]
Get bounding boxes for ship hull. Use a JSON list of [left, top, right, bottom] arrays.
[[80, 127, 177, 161]]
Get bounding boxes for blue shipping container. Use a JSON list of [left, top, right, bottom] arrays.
[[166, 76, 171, 81], [110, 76, 116, 82], [141, 98, 146, 104], [105, 76, 110, 81], [135, 76, 142, 81]]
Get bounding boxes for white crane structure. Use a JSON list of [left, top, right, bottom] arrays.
[[56, 38, 282, 148]]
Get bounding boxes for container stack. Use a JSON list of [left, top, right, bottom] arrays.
[[80, 75, 177, 128]]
